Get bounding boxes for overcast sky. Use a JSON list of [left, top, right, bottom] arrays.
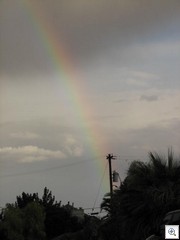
[[0, 0, 180, 211]]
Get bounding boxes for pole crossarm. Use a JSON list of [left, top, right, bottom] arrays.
[[106, 154, 116, 198]]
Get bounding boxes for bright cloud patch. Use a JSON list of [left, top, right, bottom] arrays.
[[63, 134, 84, 157], [0, 146, 66, 163]]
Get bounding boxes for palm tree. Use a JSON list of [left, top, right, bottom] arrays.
[[101, 150, 180, 240]]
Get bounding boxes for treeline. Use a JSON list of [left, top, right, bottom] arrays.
[[0, 187, 88, 240], [1, 150, 180, 240]]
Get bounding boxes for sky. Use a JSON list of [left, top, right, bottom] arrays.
[[0, 0, 180, 211]]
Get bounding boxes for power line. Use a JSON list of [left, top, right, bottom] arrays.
[[0, 155, 146, 179], [116, 155, 146, 160], [91, 161, 108, 212], [0, 158, 98, 178]]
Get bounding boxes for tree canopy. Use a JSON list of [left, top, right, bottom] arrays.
[[101, 150, 180, 240], [0, 187, 84, 240]]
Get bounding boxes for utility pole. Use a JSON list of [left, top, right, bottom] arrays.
[[106, 153, 116, 198]]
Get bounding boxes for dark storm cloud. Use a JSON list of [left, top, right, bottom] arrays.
[[0, 0, 180, 77]]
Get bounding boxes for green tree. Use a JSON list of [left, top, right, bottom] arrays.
[[16, 192, 39, 209], [40, 187, 60, 207], [0, 202, 46, 240], [1, 187, 85, 240], [1, 204, 24, 240], [101, 150, 180, 240], [23, 202, 46, 240]]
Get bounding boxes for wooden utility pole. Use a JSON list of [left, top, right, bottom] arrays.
[[106, 154, 116, 198]]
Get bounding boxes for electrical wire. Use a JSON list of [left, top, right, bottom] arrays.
[[0, 155, 145, 179], [91, 161, 108, 213], [0, 158, 97, 178]]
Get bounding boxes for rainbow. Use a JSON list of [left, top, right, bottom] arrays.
[[21, 0, 109, 190]]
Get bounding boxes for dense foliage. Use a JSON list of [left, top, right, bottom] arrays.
[[101, 150, 180, 240], [0, 188, 84, 240]]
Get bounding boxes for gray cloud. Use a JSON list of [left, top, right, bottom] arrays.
[[0, 119, 86, 158], [10, 131, 40, 140], [140, 95, 159, 102], [1, 0, 180, 77], [0, 145, 66, 163], [114, 99, 126, 103], [107, 118, 180, 159]]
